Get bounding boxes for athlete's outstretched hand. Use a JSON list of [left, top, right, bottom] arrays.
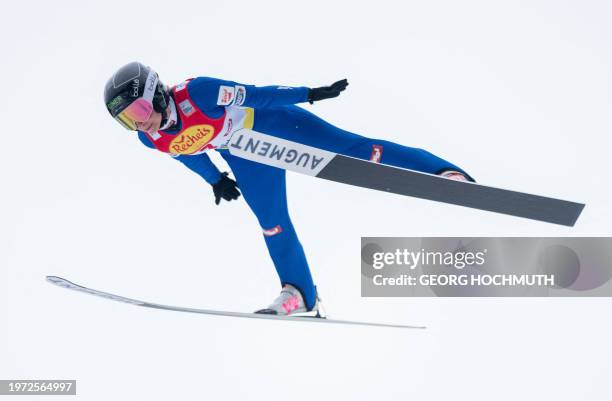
[[212, 172, 241, 205], [308, 79, 349, 104]]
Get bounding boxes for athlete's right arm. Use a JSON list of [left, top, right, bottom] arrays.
[[137, 132, 221, 184], [186, 77, 349, 110], [187, 77, 309, 110]]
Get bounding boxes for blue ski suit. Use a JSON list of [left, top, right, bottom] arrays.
[[138, 77, 470, 310]]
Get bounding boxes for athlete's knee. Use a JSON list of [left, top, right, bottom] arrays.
[[261, 217, 300, 241], [261, 223, 285, 238]]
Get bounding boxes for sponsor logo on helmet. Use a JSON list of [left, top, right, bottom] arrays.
[[107, 96, 126, 114], [131, 79, 140, 97], [234, 85, 246, 106], [175, 81, 188, 91], [178, 99, 195, 116], [370, 145, 383, 163], [263, 225, 282, 236], [169, 124, 215, 155], [146, 75, 156, 91], [217, 85, 235, 105]]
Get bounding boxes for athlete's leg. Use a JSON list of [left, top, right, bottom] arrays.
[[254, 106, 473, 180], [218, 149, 317, 309]]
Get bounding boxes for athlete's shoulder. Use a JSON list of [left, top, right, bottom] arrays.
[[183, 76, 246, 109], [184, 76, 227, 95], [137, 131, 155, 149]]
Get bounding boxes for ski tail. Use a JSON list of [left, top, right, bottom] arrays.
[[318, 154, 585, 227]]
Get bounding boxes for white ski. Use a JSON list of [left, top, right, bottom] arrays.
[[46, 276, 425, 330]]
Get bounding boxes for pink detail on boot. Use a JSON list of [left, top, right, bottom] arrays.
[[282, 296, 300, 314]]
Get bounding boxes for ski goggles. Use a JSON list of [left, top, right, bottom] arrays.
[[108, 69, 159, 130]]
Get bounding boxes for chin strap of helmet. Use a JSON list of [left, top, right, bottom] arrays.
[[159, 95, 178, 131], [154, 83, 172, 129], [160, 110, 169, 129], [152, 83, 169, 112]]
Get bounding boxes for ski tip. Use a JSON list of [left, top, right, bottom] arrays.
[[46, 276, 71, 287]]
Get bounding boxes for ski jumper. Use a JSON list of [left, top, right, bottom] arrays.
[[138, 77, 471, 309]]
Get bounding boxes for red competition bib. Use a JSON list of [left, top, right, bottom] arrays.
[[143, 80, 251, 156]]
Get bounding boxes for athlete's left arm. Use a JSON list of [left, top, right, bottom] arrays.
[[174, 153, 222, 185], [187, 77, 348, 110], [137, 131, 222, 184]]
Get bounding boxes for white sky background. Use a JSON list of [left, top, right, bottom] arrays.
[[1, 0, 611, 400]]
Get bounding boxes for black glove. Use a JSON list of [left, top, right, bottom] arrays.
[[308, 79, 349, 104], [212, 172, 241, 205]]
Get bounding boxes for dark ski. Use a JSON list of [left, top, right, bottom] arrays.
[[228, 129, 584, 226]]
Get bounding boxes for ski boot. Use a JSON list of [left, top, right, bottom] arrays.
[[255, 284, 325, 318]]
